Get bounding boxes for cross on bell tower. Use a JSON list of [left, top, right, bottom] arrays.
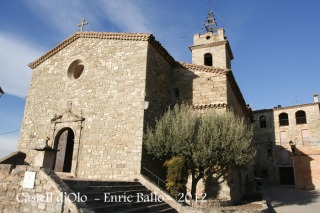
[[77, 18, 88, 32]]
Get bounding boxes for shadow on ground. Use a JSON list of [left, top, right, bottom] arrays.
[[262, 185, 320, 211]]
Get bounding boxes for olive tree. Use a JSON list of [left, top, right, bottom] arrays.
[[144, 104, 255, 198]]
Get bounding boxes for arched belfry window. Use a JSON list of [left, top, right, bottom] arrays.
[[279, 113, 289, 126], [204, 53, 213, 66], [260, 116, 266, 128], [296, 110, 307, 124]]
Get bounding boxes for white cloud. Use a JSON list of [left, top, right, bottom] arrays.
[[0, 33, 42, 98], [97, 0, 151, 33], [1, 1, 155, 98], [0, 134, 19, 158], [23, 0, 152, 35], [22, 0, 95, 35]]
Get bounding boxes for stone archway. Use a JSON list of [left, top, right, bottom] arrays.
[[53, 128, 75, 173]]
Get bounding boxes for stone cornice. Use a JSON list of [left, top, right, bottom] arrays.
[[189, 39, 234, 60], [274, 102, 320, 111], [189, 40, 227, 51], [28, 31, 175, 69], [175, 62, 229, 75], [51, 110, 85, 123], [192, 103, 227, 110]]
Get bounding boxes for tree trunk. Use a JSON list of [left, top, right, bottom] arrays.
[[191, 173, 202, 200]]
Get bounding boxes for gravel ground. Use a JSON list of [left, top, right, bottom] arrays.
[[219, 192, 263, 212]]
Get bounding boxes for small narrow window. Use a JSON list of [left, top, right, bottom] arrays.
[[204, 53, 213, 66], [238, 173, 242, 187], [296, 110, 307, 124], [279, 113, 289, 126], [267, 149, 272, 157], [174, 88, 180, 104], [260, 116, 266, 128]]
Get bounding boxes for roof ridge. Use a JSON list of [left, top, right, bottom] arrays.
[[28, 31, 154, 69], [274, 102, 319, 110]]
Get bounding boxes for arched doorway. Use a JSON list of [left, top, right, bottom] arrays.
[[54, 128, 75, 173]]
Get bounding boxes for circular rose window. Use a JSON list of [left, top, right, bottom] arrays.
[[67, 60, 84, 80]]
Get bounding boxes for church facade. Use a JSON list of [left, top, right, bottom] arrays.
[[17, 21, 253, 200]]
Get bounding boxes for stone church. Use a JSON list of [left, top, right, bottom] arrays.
[[2, 9, 254, 211], [19, 21, 252, 176]]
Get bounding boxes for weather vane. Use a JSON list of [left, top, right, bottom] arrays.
[[203, 0, 218, 33], [77, 18, 88, 32]]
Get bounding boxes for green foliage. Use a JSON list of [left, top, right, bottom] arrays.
[[144, 104, 255, 197], [163, 156, 188, 198]]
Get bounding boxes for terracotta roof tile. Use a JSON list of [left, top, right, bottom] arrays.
[[274, 102, 320, 110], [28, 31, 175, 69], [175, 62, 229, 75]]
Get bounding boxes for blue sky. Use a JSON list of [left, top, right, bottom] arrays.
[[0, 0, 320, 157]]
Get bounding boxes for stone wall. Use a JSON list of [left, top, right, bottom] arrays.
[[274, 104, 320, 148], [254, 102, 320, 186], [226, 77, 245, 119], [173, 66, 227, 106], [144, 43, 174, 127], [293, 150, 320, 190], [190, 29, 231, 69], [18, 37, 149, 180], [273, 104, 320, 184], [185, 168, 248, 204], [141, 43, 174, 182], [0, 165, 90, 213], [252, 109, 276, 183]]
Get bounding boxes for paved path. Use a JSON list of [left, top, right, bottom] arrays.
[[261, 185, 320, 213]]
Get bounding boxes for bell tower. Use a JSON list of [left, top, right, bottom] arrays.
[[189, 2, 233, 69]]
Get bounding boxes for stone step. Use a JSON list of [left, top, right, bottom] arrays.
[[63, 179, 142, 187], [93, 203, 173, 213], [68, 184, 147, 193], [62, 179, 178, 213], [80, 190, 152, 204]]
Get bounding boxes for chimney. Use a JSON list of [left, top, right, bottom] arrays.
[[314, 93, 319, 103]]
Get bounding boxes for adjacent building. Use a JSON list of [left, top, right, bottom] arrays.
[[253, 94, 320, 189]]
